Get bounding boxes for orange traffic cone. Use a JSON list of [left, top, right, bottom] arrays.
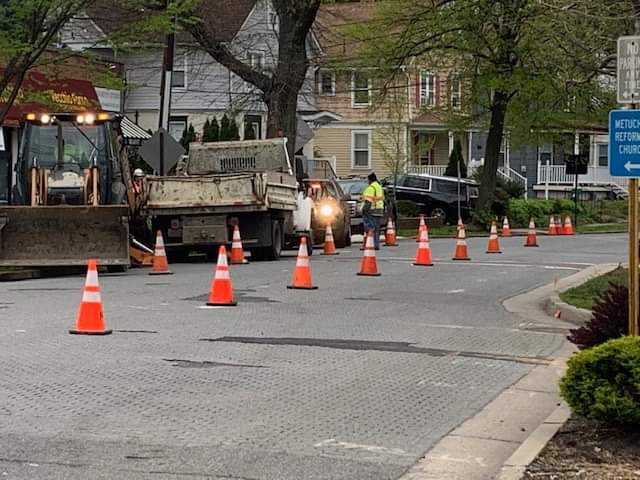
[[149, 230, 172, 275], [416, 215, 426, 242], [230, 224, 248, 264], [358, 230, 381, 276], [452, 225, 471, 261], [525, 219, 539, 247], [555, 216, 563, 235], [414, 225, 433, 266], [548, 216, 558, 236], [501, 217, 512, 237], [385, 219, 398, 246], [70, 260, 111, 335], [455, 218, 465, 238], [486, 221, 502, 254], [288, 236, 318, 289], [321, 224, 339, 255], [562, 215, 574, 235], [207, 246, 237, 306]]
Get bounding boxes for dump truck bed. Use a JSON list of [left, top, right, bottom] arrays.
[[141, 172, 298, 216]]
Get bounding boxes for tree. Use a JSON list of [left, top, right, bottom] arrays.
[[210, 117, 219, 142], [219, 114, 231, 141], [228, 117, 240, 141], [444, 139, 466, 178], [349, 0, 628, 219], [181, 0, 321, 161], [180, 123, 196, 151], [0, 0, 95, 125], [202, 118, 211, 141]]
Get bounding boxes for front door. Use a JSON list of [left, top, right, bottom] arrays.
[[0, 127, 11, 203]]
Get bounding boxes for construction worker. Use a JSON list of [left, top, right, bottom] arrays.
[[361, 172, 385, 249], [132, 169, 144, 195]]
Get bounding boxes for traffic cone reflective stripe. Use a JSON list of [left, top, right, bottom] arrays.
[[385, 219, 398, 246], [414, 226, 433, 266], [149, 230, 172, 275], [70, 259, 111, 335], [288, 237, 318, 289], [358, 230, 381, 276], [455, 218, 464, 238], [416, 215, 426, 242], [548, 216, 558, 236], [501, 217, 512, 237], [563, 216, 574, 235], [486, 221, 502, 254], [321, 224, 339, 255], [525, 219, 539, 247], [207, 246, 237, 306], [452, 226, 471, 261], [230, 225, 248, 264]]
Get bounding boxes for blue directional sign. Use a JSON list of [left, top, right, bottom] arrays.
[[610, 109, 640, 177]]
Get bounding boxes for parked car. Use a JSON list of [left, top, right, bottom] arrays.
[[303, 178, 352, 247], [337, 177, 368, 235], [382, 174, 479, 224]]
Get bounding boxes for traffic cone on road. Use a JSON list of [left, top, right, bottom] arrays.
[[486, 221, 502, 254], [555, 216, 563, 235], [358, 230, 381, 276], [384, 219, 399, 247], [206, 246, 237, 306], [288, 236, 318, 289], [414, 225, 433, 266], [69, 260, 111, 335], [548, 216, 558, 236], [416, 215, 426, 242], [562, 215, 575, 235], [149, 230, 172, 275], [321, 224, 338, 255], [525, 219, 539, 247], [455, 218, 465, 238], [230, 224, 248, 264], [501, 217, 512, 237], [452, 226, 471, 261]]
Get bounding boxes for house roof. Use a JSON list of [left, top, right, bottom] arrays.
[[86, 0, 257, 45], [313, 2, 377, 61]]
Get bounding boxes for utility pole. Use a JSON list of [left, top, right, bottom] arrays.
[[158, 3, 175, 176]]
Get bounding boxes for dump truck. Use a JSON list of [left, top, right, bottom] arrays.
[[0, 112, 131, 267], [140, 138, 312, 260]]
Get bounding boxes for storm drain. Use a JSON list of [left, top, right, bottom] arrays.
[[200, 336, 552, 365], [163, 358, 264, 369]]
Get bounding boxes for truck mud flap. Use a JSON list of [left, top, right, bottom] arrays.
[[0, 206, 130, 267]]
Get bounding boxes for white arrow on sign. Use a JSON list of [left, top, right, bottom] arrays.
[[625, 161, 640, 172]]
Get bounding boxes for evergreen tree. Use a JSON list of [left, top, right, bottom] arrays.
[[202, 118, 211, 142], [228, 118, 240, 141], [444, 139, 467, 178], [180, 123, 197, 152], [210, 117, 219, 142], [219, 114, 231, 141], [244, 122, 256, 140]]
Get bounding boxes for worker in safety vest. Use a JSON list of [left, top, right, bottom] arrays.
[[361, 172, 385, 249]]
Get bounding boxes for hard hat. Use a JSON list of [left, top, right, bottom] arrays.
[[133, 168, 144, 177]]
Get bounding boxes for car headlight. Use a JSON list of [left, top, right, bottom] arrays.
[[320, 204, 334, 217]]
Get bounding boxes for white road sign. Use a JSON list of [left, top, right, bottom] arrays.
[[618, 36, 640, 103]]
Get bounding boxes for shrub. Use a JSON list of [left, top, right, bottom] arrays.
[[444, 139, 467, 178], [568, 283, 629, 349], [396, 200, 420, 217], [560, 336, 640, 426]]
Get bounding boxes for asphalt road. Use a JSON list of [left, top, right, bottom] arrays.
[[0, 233, 626, 479]]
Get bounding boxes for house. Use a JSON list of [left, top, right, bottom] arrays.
[[61, 0, 320, 153]]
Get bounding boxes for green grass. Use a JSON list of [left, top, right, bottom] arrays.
[[397, 225, 485, 238], [559, 267, 628, 310], [576, 223, 628, 234]]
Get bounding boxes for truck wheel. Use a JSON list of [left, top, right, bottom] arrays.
[[253, 220, 282, 261]]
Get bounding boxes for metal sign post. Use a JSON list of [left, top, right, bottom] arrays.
[[630, 178, 639, 336]]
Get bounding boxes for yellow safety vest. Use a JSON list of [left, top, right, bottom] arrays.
[[362, 181, 384, 210]]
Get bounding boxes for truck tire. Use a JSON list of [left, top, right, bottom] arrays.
[[253, 220, 282, 261]]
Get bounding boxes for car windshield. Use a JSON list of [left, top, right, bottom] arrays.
[[25, 121, 107, 169], [338, 180, 367, 195]]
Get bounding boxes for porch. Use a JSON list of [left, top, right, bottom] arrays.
[[535, 163, 628, 199]]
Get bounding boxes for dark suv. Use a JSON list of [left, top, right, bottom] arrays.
[[382, 174, 479, 224]]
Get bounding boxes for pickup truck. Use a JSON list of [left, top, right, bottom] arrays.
[[140, 138, 312, 260]]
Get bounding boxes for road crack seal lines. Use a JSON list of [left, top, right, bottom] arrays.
[[199, 337, 552, 366], [163, 358, 265, 369]]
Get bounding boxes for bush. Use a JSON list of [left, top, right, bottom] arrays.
[[506, 199, 584, 228], [568, 283, 629, 349], [560, 336, 640, 426], [397, 200, 420, 217]]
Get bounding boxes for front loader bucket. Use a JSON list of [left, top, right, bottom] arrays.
[[0, 206, 129, 267]]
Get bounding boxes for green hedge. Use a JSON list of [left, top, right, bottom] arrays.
[[560, 336, 640, 426], [507, 199, 580, 228]]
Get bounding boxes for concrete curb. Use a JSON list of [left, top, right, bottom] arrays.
[[0, 269, 41, 282]]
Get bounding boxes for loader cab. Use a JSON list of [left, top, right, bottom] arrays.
[[14, 112, 117, 206]]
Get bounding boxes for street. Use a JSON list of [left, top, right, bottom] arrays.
[[0, 234, 626, 480]]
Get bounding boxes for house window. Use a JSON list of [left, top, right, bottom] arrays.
[[352, 72, 370, 107], [539, 143, 553, 163], [352, 131, 371, 168], [450, 77, 461, 110], [244, 114, 262, 140], [414, 132, 434, 165], [598, 144, 608, 167], [171, 55, 187, 89], [168, 116, 187, 141], [420, 72, 436, 107], [318, 70, 335, 96]]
